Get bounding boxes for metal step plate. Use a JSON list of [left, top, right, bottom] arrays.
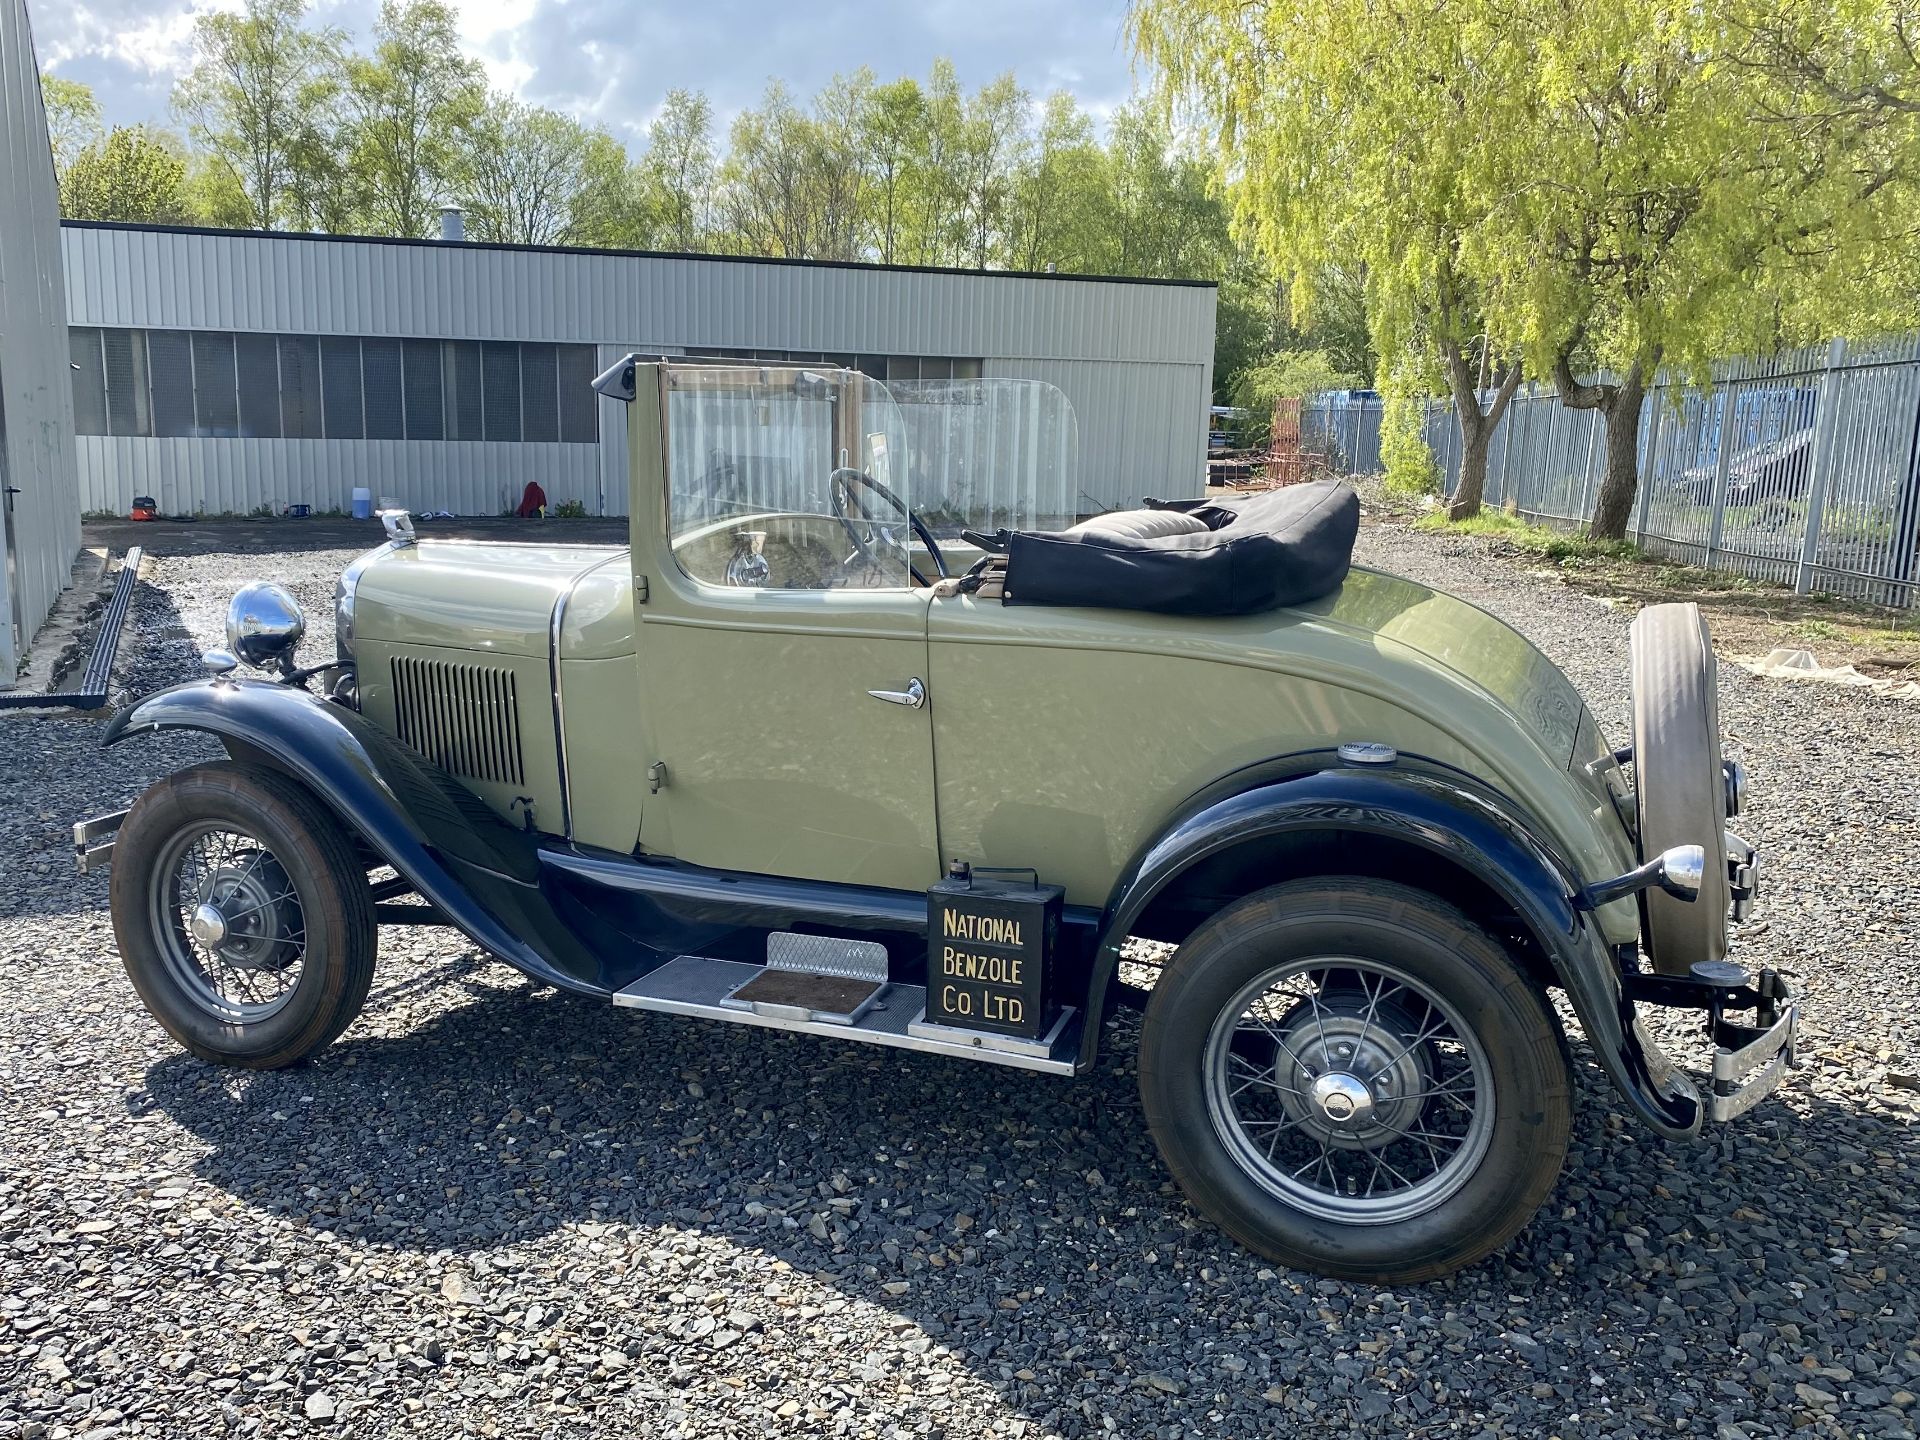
[[612, 956, 1082, 1075], [765, 931, 889, 984], [724, 967, 886, 1025]]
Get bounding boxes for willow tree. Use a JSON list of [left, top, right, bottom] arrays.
[[1460, 1, 1918, 537], [1134, 0, 1917, 536], [1129, 0, 1528, 517]]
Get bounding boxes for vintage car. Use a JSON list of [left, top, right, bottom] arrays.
[[78, 362, 1795, 1283]]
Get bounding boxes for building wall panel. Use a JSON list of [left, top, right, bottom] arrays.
[[0, 0, 81, 675], [61, 224, 1216, 522]]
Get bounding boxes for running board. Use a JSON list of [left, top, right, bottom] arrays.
[[612, 955, 1082, 1075]]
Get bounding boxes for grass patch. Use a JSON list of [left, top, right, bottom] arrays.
[[1413, 508, 1638, 563]]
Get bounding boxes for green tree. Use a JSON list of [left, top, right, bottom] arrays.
[[344, 0, 484, 236], [1480, 2, 1914, 537], [858, 78, 929, 264], [643, 89, 716, 252], [1095, 102, 1231, 279], [1002, 93, 1102, 272], [173, 0, 346, 230], [1134, 0, 1919, 538], [1130, 0, 1522, 519], [456, 93, 623, 246], [41, 73, 101, 179], [715, 77, 872, 261], [568, 130, 656, 249], [60, 127, 191, 223]]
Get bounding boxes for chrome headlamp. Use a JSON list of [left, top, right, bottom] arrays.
[[224, 582, 306, 672]]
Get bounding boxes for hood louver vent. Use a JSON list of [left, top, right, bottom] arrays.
[[390, 655, 525, 787]]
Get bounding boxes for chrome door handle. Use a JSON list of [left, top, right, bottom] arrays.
[[868, 677, 926, 709]]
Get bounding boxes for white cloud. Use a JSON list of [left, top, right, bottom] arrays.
[[33, 0, 1141, 142]]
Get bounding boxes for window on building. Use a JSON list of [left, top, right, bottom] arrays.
[[64, 327, 614, 446], [279, 336, 323, 439], [444, 340, 484, 441], [521, 343, 558, 442], [235, 333, 281, 438], [191, 332, 239, 436], [103, 329, 152, 437], [147, 331, 196, 438], [321, 336, 364, 440], [69, 329, 107, 436], [402, 339, 443, 440], [482, 341, 521, 442], [362, 338, 404, 440], [557, 344, 598, 444]]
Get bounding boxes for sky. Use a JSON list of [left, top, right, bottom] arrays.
[[33, 0, 1144, 144]]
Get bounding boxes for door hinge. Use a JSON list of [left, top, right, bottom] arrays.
[[647, 761, 668, 794], [635, 574, 649, 603]]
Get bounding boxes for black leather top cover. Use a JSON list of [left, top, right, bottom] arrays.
[[1001, 480, 1360, 615]]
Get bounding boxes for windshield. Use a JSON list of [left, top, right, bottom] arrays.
[[664, 362, 1078, 540]]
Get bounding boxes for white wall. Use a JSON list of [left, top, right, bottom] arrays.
[[61, 224, 1219, 521], [0, 0, 80, 677]]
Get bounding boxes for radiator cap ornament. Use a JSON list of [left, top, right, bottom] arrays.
[[1337, 740, 1398, 766]]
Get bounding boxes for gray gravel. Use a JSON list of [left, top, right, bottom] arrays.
[[2, 516, 1917, 1439]]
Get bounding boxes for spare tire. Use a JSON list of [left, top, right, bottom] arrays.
[[1629, 603, 1729, 975]]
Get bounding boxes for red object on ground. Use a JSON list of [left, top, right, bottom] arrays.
[[515, 481, 548, 518], [130, 495, 158, 521]]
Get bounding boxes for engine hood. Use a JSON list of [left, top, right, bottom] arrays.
[[352, 540, 624, 658]]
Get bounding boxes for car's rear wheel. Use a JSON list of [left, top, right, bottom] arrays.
[[110, 761, 377, 1068], [1138, 878, 1569, 1283]]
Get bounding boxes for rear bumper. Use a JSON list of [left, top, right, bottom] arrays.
[[1705, 971, 1797, 1123], [1626, 965, 1799, 1131]]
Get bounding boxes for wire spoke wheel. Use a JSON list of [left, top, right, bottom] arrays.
[[148, 822, 308, 1023], [1203, 956, 1495, 1226]]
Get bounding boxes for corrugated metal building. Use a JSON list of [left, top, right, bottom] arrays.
[[0, 0, 81, 681], [60, 221, 1217, 522]]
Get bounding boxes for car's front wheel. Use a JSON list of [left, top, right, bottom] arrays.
[[1138, 878, 1569, 1282], [110, 761, 377, 1068]]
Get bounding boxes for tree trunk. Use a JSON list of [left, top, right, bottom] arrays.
[[1587, 365, 1647, 541], [1449, 422, 1493, 520], [1443, 348, 1523, 522]]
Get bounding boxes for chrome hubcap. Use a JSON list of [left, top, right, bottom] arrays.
[[149, 825, 308, 1021], [1309, 1071, 1373, 1127], [1204, 958, 1496, 1226], [189, 902, 229, 948]]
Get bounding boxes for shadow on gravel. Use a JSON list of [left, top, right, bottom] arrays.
[[136, 965, 1920, 1434]]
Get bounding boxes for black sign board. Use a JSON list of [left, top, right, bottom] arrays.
[[926, 872, 1062, 1038]]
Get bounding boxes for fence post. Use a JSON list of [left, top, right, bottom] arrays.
[[1704, 381, 1738, 568], [1796, 337, 1849, 594], [1635, 384, 1661, 545]]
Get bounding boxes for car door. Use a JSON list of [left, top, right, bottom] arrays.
[[631, 366, 940, 893]]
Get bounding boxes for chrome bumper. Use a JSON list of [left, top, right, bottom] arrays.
[[74, 810, 127, 875], [1706, 971, 1797, 1123]]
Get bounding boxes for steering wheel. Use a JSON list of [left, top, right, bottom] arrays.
[[828, 467, 949, 586]]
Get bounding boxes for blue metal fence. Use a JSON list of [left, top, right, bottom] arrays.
[[1303, 337, 1920, 606]]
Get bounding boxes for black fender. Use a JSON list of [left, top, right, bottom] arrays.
[[1083, 763, 1703, 1138], [104, 678, 612, 996]]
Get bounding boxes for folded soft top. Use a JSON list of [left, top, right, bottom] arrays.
[[998, 480, 1360, 616]]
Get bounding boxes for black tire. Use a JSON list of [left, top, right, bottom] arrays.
[[1138, 878, 1570, 1283], [110, 761, 377, 1068], [1630, 602, 1729, 975]]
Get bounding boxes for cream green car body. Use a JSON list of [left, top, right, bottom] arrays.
[[85, 359, 1794, 1284]]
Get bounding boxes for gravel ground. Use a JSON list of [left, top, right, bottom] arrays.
[[2, 516, 1917, 1440]]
